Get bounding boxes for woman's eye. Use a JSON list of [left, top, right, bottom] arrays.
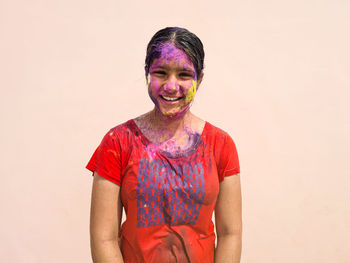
[[179, 73, 193, 78], [153, 71, 166, 76]]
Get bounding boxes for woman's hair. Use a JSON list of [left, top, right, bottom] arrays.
[[145, 27, 205, 79]]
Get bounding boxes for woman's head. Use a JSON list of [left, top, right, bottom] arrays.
[[145, 27, 205, 119], [145, 27, 205, 80]]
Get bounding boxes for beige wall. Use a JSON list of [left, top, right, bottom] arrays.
[[1, 0, 349, 262]]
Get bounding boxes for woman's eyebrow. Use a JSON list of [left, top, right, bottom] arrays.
[[181, 67, 195, 72], [153, 65, 194, 72]]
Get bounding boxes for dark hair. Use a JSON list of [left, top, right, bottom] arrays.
[[145, 27, 205, 79]]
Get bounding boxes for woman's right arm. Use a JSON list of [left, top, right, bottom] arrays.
[[90, 172, 124, 263]]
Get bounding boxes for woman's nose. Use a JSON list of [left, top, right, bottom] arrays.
[[163, 76, 179, 93]]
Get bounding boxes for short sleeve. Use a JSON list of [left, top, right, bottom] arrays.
[[85, 129, 122, 186], [217, 133, 240, 182]]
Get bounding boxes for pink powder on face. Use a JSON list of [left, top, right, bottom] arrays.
[[151, 43, 196, 78], [147, 43, 197, 119]]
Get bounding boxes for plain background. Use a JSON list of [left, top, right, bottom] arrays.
[[1, 0, 349, 262]]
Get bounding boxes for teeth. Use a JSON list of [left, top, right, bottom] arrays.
[[162, 96, 180, 101]]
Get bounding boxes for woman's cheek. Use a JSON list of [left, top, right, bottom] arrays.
[[148, 77, 161, 93], [148, 78, 162, 106], [152, 80, 162, 94], [184, 80, 198, 104]]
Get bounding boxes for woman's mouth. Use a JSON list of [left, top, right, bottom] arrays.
[[160, 95, 183, 102]]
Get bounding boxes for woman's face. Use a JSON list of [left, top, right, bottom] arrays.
[[147, 43, 201, 119]]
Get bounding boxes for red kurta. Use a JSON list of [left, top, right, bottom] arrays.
[[86, 119, 240, 263]]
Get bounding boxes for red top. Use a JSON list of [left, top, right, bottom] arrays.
[[86, 119, 240, 263]]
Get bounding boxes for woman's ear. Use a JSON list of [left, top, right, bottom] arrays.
[[196, 72, 204, 91]]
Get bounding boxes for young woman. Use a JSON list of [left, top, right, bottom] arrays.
[[86, 27, 242, 263]]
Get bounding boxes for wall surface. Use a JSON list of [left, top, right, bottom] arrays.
[[1, 0, 349, 262]]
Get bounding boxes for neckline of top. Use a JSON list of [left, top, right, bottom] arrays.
[[128, 118, 209, 159]]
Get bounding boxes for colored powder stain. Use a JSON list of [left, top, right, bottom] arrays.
[[107, 149, 118, 158], [185, 80, 197, 104], [147, 74, 151, 85], [155, 43, 192, 67]]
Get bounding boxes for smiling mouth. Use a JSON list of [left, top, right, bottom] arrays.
[[160, 95, 183, 101]]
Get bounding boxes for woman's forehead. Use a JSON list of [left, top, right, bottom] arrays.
[[151, 43, 194, 69]]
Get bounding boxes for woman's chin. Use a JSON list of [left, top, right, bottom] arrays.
[[158, 107, 189, 119]]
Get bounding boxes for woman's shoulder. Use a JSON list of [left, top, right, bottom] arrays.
[[109, 119, 134, 131], [204, 122, 239, 163], [103, 118, 137, 140], [204, 121, 232, 140]]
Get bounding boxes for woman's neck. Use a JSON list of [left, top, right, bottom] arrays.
[[149, 107, 193, 132], [135, 108, 195, 145]]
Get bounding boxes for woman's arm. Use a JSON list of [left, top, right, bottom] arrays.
[[214, 173, 242, 263], [90, 172, 124, 263]]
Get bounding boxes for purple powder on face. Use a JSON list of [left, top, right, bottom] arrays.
[[150, 42, 197, 80]]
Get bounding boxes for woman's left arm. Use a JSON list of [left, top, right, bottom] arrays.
[[214, 173, 242, 263]]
